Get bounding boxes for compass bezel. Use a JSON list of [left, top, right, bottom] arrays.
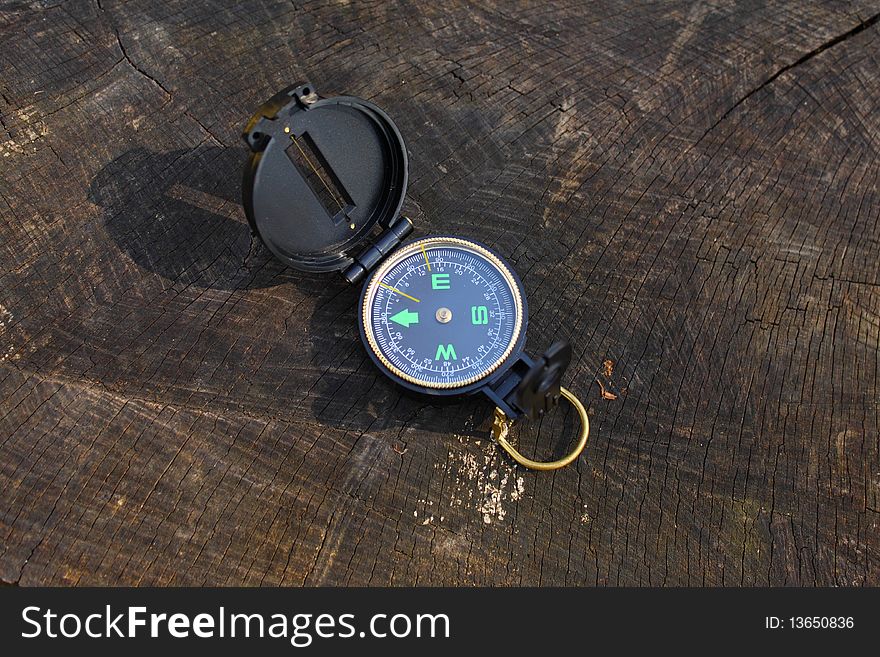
[[359, 236, 528, 395]]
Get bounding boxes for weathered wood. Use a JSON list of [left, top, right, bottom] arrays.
[[1, 0, 879, 585]]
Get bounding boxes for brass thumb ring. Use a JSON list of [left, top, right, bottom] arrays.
[[492, 387, 590, 471]]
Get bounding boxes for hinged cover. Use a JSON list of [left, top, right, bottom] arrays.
[[242, 82, 409, 272]]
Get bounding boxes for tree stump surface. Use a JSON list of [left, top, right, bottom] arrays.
[[1, 1, 879, 586]]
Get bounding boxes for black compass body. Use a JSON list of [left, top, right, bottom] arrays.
[[242, 83, 570, 421]]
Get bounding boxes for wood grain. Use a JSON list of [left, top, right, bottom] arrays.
[[1, 0, 879, 585]]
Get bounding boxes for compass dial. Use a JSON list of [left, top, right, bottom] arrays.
[[361, 237, 525, 389]]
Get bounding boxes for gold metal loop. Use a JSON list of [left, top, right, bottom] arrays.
[[491, 387, 589, 471]]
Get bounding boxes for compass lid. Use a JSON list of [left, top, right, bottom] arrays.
[[242, 82, 409, 272]]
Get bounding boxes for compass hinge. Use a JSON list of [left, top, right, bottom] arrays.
[[342, 216, 414, 284]]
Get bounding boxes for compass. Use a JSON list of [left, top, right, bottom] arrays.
[[361, 236, 524, 392], [242, 82, 589, 470]]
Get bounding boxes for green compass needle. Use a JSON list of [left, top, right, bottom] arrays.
[[390, 308, 420, 328]]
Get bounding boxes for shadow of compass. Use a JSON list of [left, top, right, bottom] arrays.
[[88, 144, 477, 440], [89, 145, 295, 291]]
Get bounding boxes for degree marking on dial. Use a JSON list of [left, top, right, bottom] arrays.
[[378, 281, 421, 303], [420, 243, 432, 271]]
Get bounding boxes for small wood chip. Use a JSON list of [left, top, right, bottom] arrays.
[[595, 379, 618, 400]]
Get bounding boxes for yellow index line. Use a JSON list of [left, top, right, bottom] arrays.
[[420, 244, 432, 271], [378, 282, 421, 303]]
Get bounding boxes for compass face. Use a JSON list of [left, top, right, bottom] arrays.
[[361, 237, 525, 390]]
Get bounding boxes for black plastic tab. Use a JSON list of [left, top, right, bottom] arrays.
[[483, 341, 571, 420], [242, 82, 408, 273], [514, 341, 570, 418]]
